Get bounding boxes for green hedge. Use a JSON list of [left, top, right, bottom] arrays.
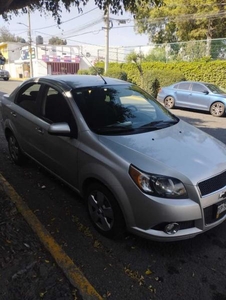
[[79, 60, 226, 90], [121, 61, 226, 89], [142, 69, 185, 97], [105, 68, 127, 81]]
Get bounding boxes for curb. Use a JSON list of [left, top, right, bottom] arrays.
[[0, 173, 103, 300]]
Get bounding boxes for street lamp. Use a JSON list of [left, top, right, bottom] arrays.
[[18, 8, 33, 78]]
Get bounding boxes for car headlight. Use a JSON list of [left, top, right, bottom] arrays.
[[129, 165, 188, 199]]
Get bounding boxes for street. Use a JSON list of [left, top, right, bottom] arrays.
[[0, 80, 226, 300]]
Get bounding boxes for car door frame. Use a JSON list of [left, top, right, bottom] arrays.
[[31, 81, 81, 189], [174, 82, 192, 107], [10, 81, 45, 156], [188, 82, 211, 110]]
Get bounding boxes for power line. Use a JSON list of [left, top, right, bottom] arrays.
[[63, 17, 104, 37], [32, 7, 99, 30]]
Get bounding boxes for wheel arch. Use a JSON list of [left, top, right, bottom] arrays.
[[82, 177, 125, 214], [5, 127, 13, 141], [80, 169, 134, 227], [209, 100, 225, 109]]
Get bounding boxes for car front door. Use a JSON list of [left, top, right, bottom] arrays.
[[30, 85, 79, 188], [188, 83, 210, 110]]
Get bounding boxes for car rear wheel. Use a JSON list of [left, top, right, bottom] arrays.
[[86, 183, 125, 238], [3, 77, 9, 81], [164, 96, 175, 109], [8, 133, 25, 165], [210, 102, 225, 117]]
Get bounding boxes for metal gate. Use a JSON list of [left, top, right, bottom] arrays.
[[47, 62, 79, 75]]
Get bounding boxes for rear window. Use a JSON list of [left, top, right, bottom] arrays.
[[177, 82, 190, 90]]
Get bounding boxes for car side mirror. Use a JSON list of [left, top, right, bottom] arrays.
[[203, 90, 209, 95], [48, 122, 71, 137]]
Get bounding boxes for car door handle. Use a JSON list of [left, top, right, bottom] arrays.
[[10, 111, 17, 117], [35, 127, 44, 134]]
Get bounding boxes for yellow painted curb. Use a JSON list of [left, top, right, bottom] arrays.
[[0, 173, 103, 300]]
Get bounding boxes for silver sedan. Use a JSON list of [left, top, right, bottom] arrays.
[[1, 75, 226, 241]]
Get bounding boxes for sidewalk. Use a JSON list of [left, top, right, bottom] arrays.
[[0, 174, 102, 300], [0, 183, 79, 300]]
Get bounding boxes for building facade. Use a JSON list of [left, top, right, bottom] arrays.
[[0, 40, 127, 79]]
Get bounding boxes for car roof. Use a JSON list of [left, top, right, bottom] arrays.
[[173, 80, 213, 86], [36, 74, 129, 89]]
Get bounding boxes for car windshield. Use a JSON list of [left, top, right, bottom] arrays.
[[205, 83, 225, 94], [72, 84, 179, 135]]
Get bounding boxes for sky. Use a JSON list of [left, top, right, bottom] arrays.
[[0, 2, 149, 49]]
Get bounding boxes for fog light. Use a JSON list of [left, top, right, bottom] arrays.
[[164, 223, 180, 235]]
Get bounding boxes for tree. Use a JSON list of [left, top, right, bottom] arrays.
[[48, 36, 67, 45], [145, 47, 167, 62], [134, 0, 226, 53], [1, 0, 163, 24], [0, 26, 26, 43], [177, 40, 208, 61], [126, 51, 144, 76]]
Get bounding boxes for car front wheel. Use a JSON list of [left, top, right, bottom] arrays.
[[8, 133, 25, 165], [210, 102, 225, 117], [164, 96, 175, 109], [3, 77, 9, 81], [86, 183, 125, 238]]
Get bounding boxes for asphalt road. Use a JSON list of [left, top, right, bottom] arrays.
[[0, 80, 226, 300]]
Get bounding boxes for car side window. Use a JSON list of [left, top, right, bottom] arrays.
[[177, 82, 190, 90], [42, 87, 77, 136], [16, 83, 41, 115], [192, 83, 206, 93]]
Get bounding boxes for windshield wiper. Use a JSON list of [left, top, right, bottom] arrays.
[[141, 119, 179, 129], [94, 127, 135, 134], [106, 121, 132, 128]]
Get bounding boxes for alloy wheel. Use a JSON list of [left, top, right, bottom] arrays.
[[210, 102, 225, 117], [88, 190, 114, 232]]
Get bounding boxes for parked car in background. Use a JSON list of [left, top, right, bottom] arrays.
[[1, 75, 226, 241], [157, 80, 226, 117], [0, 69, 10, 81]]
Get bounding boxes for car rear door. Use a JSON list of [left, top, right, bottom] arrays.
[[12, 82, 43, 156], [174, 82, 191, 107]]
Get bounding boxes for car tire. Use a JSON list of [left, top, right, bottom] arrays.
[[164, 96, 175, 109], [86, 182, 125, 238], [3, 77, 9, 81], [8, 133, 25, 165], [210, 102, 225, 117]]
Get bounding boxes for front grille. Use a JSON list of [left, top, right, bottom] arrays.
[[198, 171, 226, 196]]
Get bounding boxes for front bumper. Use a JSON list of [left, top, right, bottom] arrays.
[[123, 183, 226, 241]]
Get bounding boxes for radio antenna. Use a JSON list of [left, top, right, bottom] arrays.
[[80, 52, 107, 85]]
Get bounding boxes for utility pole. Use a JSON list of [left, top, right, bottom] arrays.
[[104, 7, 110, 73], [27, 7, 33, 77], [18, 7, 34, 78]]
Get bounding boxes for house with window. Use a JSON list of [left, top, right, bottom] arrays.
[[2, 39, 127, 78]]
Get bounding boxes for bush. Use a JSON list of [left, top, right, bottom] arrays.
[[142, 69, 185, 95], [89, 66, 104, 75], [77, 69, 90, 75], [105, 68, 127, 80]]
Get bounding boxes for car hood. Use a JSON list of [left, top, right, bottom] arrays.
[[99, 120, 226, 185], [0, 70, 8, 74]]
